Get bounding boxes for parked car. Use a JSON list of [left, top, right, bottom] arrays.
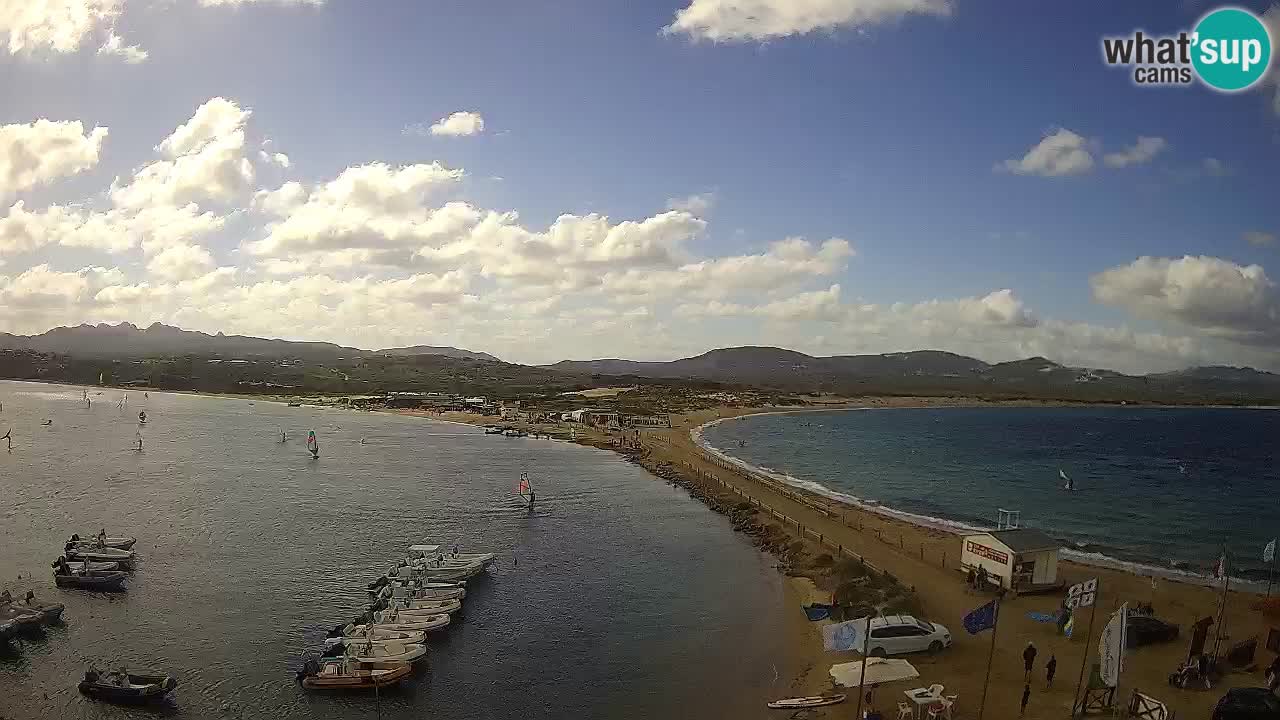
[[861, 615, 952, 656], [1211, 688, 1280, 720], [1125, 616, 1179, 648]]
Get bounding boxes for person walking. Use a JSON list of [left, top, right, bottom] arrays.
[[1020, 684, 1031, 716], [1046, 654, 1057, 687], [1023, 641, 1038, 681]]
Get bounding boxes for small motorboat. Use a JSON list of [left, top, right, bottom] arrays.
[[68, 533, 137, 550], [766, 694, 847, 709], [374, 582, 466, 602], [325, 623, 425, 646], [65, 545, 135, 569], [79, 668, 177, 703], [297, 655, 412, 690], [54, 569, 127, 591], [321, 641, 427, 669], [376, 597, 462, 615], [52, 557, 120, 573], [0, 605, 42, 633], [1, 591, 64, 624], [409, 544, 496, 568], [366, 609, 451, 633]]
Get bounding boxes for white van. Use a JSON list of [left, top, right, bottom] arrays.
[[861, 615, 952, 656]]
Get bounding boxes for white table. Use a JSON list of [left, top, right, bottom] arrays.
[[903, 688, 943, 719]]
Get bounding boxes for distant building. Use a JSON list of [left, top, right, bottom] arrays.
[[623, 414, 671, 428], [960, 528, 1060, 591]]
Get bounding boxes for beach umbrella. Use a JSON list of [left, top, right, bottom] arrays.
[[829, 658, 920, 687]]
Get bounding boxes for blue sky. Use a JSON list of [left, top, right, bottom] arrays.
[[0, 0, 1277, 370]]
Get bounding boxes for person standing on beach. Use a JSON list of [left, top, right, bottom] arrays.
[[1023, 642, 1038, 681], [1020, 684, 1031, 716], [1046, 654, 1057, 687]]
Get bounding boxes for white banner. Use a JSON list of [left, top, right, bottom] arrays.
[[1098, 603, 1128, 687], [1265, 539, 1276, 563]]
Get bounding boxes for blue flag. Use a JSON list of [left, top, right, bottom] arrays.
[[963, 600, 998, 635], [822, 618, 869, 652]]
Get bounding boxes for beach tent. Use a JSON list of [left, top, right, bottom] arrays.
[[961, 528, 1060, 591], [829, 658, 920, 687]]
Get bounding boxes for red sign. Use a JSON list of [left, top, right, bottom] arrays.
[[966, 541, 1009, 566]]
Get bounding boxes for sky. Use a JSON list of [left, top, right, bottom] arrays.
[[0, 0, 1278, 372]]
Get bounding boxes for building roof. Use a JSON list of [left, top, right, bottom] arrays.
[[988, 528, 1059, 553]]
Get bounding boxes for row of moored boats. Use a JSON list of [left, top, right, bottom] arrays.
[[53, 532, 139, 590], [296, 543, 495, 690]]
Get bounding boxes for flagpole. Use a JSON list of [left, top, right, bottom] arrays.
[[1212, 549, 1230, 659], [854, 618, 871, 720], [1267, 541, 1275, 599], [1070, 588, 1100, 718], [976, 597, 1001, 720]]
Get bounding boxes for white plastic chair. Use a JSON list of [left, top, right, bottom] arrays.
[[928, 684, 945, 697], [926, 706, 945, 720], [897, 701, 914, 720], [941, 696, 957, 720]]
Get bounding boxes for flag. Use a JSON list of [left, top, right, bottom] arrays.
[[1063, 612, 1075, 638], [1264, 539, 1276, 564], [1212, 554, 1226, 579], [963, 599, 998, 635], [822, 618, 868, 652], [1098, 604, 1128, 687]]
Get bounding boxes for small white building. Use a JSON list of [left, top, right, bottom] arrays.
[[960, 528, 1060, 591]]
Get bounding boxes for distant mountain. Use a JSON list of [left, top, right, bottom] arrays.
[[377, 345, 500, 362], [0, 323, 496, 363], [547, 347, 990, 384], [547, 347, 1280, 404]]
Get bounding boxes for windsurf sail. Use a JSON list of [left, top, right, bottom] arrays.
[[1060, 468, 1074, 491], [1, 429, 10, 450], [517, 472, 532, 501], [136, 432, 143, 451], [99, 372, 104, 385], [306, 430, 319, 457], [138, 410, 147, 423]]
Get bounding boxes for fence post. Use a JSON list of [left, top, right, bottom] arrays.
[[942, 551, 947, 569], [919, 544, 924, 561]]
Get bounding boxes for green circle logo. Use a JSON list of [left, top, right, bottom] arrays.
[[1192, 7, 1272, 91]]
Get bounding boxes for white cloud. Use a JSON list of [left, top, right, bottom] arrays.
[[1244, 231, 1276, 248], [96, 30, 145, 62], [113, 99, 255, 209], [0, 119, 108, 196], [1102, 136, 1166, 168], [1092, 255, 1279, 347], [664, 0, 951, 42], [146, 242, 215, 281], [156, 97, 250, 158], [998, 129, 1094, 177], [0, 0, 124, 55], [0, 263, 124, 310], [258, 150, 290, 168], [666, 193, 715, 215], [1202, 157, 1231, 177], [605, 237, 851, 300], [418, 111, 486, 137]]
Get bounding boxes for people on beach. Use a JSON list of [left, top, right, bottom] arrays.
[[1022, 642, 1037, 681], [1046, 654, 1057, 687], [1020, 684, 1031, 716]]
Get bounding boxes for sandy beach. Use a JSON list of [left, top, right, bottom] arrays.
[[403, 399, 1279, 720]]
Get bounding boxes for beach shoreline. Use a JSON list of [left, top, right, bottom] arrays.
[[406, 401, 1278, 720]]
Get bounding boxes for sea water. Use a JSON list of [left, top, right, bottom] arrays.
[[700, 406, 1280, 588], [0, 381, 791, 719]]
